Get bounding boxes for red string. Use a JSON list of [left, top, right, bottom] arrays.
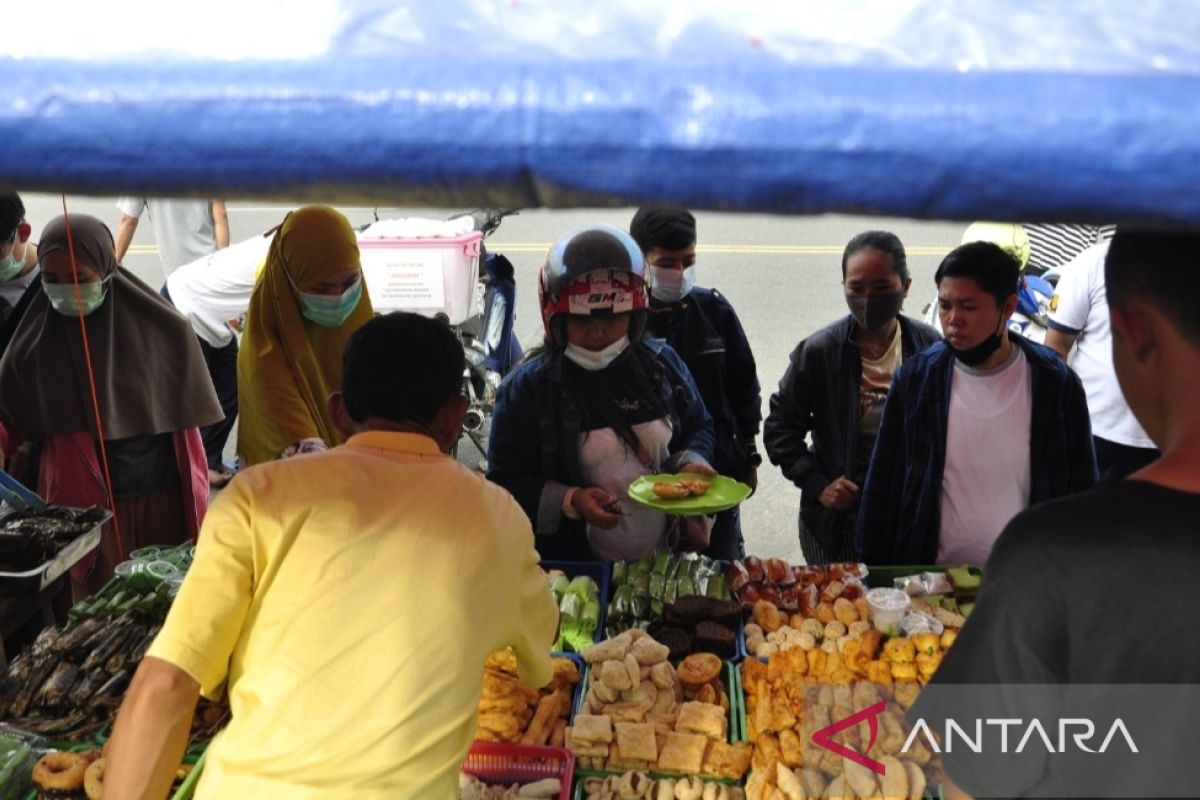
[[60, 195, 127, 562]]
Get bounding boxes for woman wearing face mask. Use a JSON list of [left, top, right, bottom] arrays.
[[487, 224, 717, 562], [763, 231, 941, 564], [236, 205, 373, 466], [0, 214, 222, 599]]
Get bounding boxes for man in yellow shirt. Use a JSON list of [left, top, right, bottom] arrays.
[[104, 312, 559, 799]]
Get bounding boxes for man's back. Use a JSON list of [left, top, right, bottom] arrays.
[[149, 432, 556, 798]]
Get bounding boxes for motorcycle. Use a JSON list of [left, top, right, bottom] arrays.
[[922, 271, 1058, 344], [451, 208, 524, 467]]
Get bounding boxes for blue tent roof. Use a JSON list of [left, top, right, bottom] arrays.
[[3, 1, 1199, 223]]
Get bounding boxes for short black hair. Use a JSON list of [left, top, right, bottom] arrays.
[[841, 230, 909, 281], [0, 191, 25, 241], [935, 241, 1020, 306], [341, 312, 464, 425], [629, 206, 696, 252], [1106, 229, 1200, 348]]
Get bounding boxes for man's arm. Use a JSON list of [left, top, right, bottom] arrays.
[[114, 214, 139, 264], [1043, 328, 1077, 361], [211, 201, 230, 249], [103, 657, 200, 799]]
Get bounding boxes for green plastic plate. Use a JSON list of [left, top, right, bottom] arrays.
[[626, 475, 751, 516]]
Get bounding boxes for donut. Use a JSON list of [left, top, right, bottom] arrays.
[[84, 758, 105, 800], [32, 751, 87, 795]]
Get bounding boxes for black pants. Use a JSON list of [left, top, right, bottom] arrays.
[[160, 284, 239, 471], [702, 507, 745, 562], [199, 336, 239, 470], [1093, 436, 1158, 480]]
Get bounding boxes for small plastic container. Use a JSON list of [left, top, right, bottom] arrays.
[[901, 612, 945, 636], [129, 545, 163, 561], [866, 587, 912, 635], [358, 231, 484, 325]]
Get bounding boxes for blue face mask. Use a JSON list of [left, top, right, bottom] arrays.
[[44, 279, 108, 317], [299, 278, 362, 327]]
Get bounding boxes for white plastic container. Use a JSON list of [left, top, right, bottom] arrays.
[[866, 587, 912, 635], [358, 231, 484, 325]]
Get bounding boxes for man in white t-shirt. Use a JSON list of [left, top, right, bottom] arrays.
[[855, 241, 1098, 566], [1045, 240, 1159, 477], [114, 197, 229, 278], [0, 192, 41, 334]]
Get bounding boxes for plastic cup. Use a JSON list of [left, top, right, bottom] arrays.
[[130, 545, 163, 561], [164, 572, 186, 598], [866, 587, 912, 635]]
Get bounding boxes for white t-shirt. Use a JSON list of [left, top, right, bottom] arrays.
[[165, 233, 272, 347], [116, 197, 218, 275], [578, 420, 673, 561], [938, 345, 1032, 566], [1047, 241, 1155, 448]]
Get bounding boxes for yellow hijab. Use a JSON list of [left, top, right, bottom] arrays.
[[236, 206, 373, 465]]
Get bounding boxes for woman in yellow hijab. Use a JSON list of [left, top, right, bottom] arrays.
[[237, 206, 373, 465]]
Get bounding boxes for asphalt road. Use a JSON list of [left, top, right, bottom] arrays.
[[19, 194, 966, 563]]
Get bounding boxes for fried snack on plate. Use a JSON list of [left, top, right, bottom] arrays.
[[679, 479, 712, 496], [652, 482, 691, 499]]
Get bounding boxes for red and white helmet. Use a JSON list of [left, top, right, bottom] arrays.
[[538, 224, 649, 344]]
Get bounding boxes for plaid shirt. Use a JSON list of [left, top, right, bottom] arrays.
[[854, 336, 1098, 564]]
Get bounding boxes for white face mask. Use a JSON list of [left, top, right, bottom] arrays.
[[563, 335, 631, 371], [649, 266, 696, 303]]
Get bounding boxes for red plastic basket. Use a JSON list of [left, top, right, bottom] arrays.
[[462, 742, 575, 800]]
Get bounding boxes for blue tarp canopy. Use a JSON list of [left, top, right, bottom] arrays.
[[2, 1, 1199, 223]]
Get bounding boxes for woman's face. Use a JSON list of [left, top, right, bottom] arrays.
[[303, 268, 360, 296], [565, 314, 631, 350], [39, 250, 104, 284], [843, 247, 908, 298]]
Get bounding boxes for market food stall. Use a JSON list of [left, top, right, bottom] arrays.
[[2, 1, 1198, 797]]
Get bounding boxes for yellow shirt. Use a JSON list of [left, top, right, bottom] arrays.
[[147, 431, 558, 799]]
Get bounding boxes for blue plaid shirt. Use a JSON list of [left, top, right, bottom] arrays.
[[854, 336, 1098, 564]]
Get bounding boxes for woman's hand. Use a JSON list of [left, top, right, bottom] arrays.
[[571, 487, 623, 529], [818, 475, 860, 511]]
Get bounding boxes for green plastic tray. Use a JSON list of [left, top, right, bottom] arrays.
[[627, 475, 752, 516]]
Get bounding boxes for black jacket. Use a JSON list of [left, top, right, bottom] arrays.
[[645, 286, 762, 477], [763, 314, 942, 553]]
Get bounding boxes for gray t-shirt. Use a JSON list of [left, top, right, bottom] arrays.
[[116, 198, 217, 275]]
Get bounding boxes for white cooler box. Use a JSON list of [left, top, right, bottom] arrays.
[[359, 231, 484, 325]]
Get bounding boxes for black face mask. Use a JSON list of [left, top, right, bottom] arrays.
[[949, 315, 1006, 367], [846, 292, 904, 332]]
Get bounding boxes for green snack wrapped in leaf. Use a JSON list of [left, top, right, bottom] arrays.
[[648, 573, 667, 602], [664, 577, 679, 605], [582, 599, 601, 631], [635, 552, 655, 574], [631, 571, 651, 598], [652, 551, 672, 577], [676, 575, 696, 598], [559, 591, 583, 625], [630, 594, 649, 621], [566, 575, 597, 601], [549, 573, 570, 602], [705, 573, 727, 600], [611, 560, 629, 586]]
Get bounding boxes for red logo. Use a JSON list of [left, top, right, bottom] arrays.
[[811, 700, 888, 776]]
